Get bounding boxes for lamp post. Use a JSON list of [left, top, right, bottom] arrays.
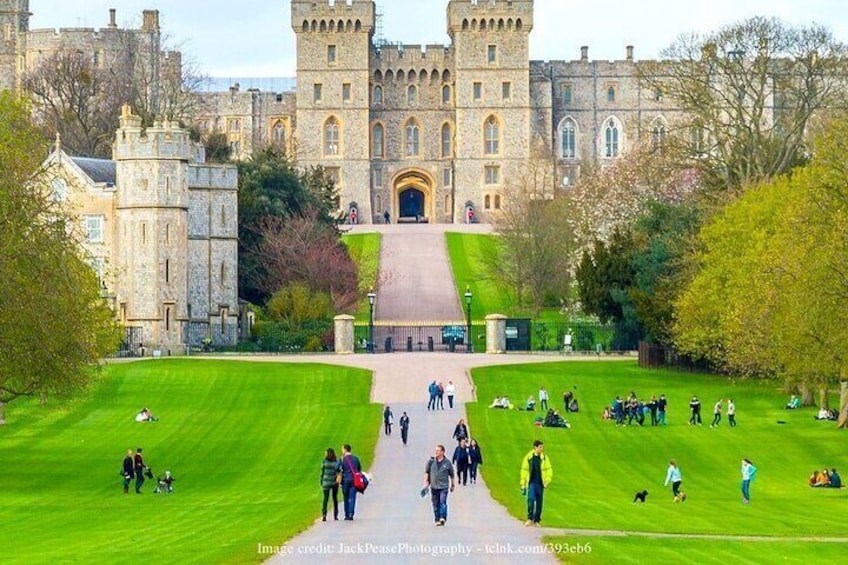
[[367, 290, 376, 353], [464, 286, 473, 353]]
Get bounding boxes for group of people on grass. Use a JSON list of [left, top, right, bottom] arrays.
[[664, 458, 758, 504], [809, 468, 842, 488], [607, 392, 668, 426], [119, 447, 174, 494]]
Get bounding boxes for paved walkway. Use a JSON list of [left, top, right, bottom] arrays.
[[262, 352, 584, 564], [346, 223, 492, 322]]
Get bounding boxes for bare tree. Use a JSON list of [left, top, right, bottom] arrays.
[[640, 17, 848, 191]]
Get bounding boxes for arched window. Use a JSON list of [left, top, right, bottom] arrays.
[[407, 85, 417, 105], [494, 194, 501, 210], [651, 120, 666, 151], [559, 117, 576, 159], [373, 85, 383, 105], [372, 123, 384, 158], [484, 194, 491, 210], [442, 85, 451, 104], [604, 118, 620, 158], [607, 86, 616, 102], [405, 120, 420, 157], [441, 123, 452, 158], [272, 121, 286, 145], [484, 116, 500, 155], [324, 117, 340, 156]]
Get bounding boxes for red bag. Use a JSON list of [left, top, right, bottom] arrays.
[[346, 456, 369, 493]]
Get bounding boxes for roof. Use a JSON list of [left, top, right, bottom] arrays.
[[71, 157, 116, 186]]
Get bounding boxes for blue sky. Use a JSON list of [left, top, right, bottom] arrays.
[[31, 1, 848, 77]]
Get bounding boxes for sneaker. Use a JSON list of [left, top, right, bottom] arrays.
[[438, 518, 446, 526], [524, 519, 533, 526], [533, 521, 542, 527], [673, 496, 680, 503], [435, 521, 442, 527]]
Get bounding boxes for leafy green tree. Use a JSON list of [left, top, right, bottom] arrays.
[[0, 93, 121, 424], [204, 132, 232, 163]]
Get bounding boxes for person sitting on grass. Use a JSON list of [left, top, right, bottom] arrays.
[[134, 408, 159, 422], [809, 470, 822, 487], [543, 410, 570, 428], [828, 468, 842, 488], [525, 396, 536, 411], [785, 395, 800, 409], [815, 468, 831, 487], [154, 470, 175, 493], [602, 406, 611, 421], [815, 408, 837, 421]]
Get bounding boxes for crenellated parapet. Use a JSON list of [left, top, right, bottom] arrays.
[[114, 105, 192, 162], [447, 0, 534, 37], [291, 0, 375, 35]]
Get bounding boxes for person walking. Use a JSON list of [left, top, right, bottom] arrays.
[[689, 396, 702, 425], [519, 440, 553, 526], [710, 399, 722, 428], [648, 395, 659, 426], [445, 380, 456, 409], [452, 438, 471, 486], [539, 387, 549, 411], [468, 438, 483, 484], [436, 382, 445, 410], [452, 418, 468, 444], [133, 447, 150, 494], [563, 389, 574, 413], [341, 444, 362, 520], [320, 447, 342, 521], [664, 459, 686, 502], [657, 394, 668, 426], [741, 458, 758, 504], [727, 399, 737, 427], [427, 381, 437, 410], [383, 405, 394, 435], [423, 444, 455, 526], [121, 449, 134, 494], [399, 411, 410, 445]]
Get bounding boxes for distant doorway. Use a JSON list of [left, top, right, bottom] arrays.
[[399, 188, 425, 219]]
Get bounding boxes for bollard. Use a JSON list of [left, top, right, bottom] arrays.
[[428, 336, 434, 352]]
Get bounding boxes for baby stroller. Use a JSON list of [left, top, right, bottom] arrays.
[[153, 470, 175, 493]]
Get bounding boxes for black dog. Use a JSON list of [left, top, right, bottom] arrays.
[[633, 490, 649, 503]]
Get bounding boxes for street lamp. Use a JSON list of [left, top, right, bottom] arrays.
[[464, 286, 473, 353], [367, 290, 376, 354]]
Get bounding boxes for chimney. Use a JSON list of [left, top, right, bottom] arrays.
[[580, 46, 588, 61], [141, 10, 160, 32], [108, 8, 116, 28], [626, 45, 634, 61]]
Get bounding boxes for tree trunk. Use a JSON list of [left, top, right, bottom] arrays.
[[838, 381, 848, 430], [800, 383, 815, 407], [818, 387, 830, 411], [0, 401, 5, 425]]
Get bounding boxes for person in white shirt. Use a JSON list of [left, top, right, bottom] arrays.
[[445, 380, 456, 409], [539, 387, 549, 411]]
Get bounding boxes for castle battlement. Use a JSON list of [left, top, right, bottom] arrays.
[[447, 0, 533, 33], [291, 0, 374, 33], [114, 105, 192, 162]]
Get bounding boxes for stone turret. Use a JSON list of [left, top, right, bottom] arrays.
[[0, 0, 29, 90]]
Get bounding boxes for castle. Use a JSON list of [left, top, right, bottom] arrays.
[[43, 106, 240, 353], [3, 1, 681, 225], [196, 0, 677, 224]]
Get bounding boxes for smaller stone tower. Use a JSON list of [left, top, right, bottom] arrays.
[[0, 0, 29, 91], [113, 105, 191, 352]]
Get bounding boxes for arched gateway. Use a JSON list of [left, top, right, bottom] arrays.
[[392, 169, 433, 223]]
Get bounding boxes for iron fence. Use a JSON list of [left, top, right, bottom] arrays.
[[353, 323, 486, 353]]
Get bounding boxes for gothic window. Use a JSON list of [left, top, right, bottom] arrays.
[[373, 166, 383, 189], [272, 121, 286, 145], [651, 120, 667, 151], [484, 116, 500, 155], [405, 120, 420, 157], [443, 167, 452, 187], [604, 118, 620, 158], [441, 123, 452, 158], [562, 84, 573, 104], [494, 194, 501, 210], [473, 82, 482, 101], [407, 85, 417, 106], [372, 123, 384, 158], [484, 194, 491, 210], [324, 117, 340, 156], [607, 85, 616, 102], [373, 85, 383, 105], [442, 85, 450, 104], [560, 117, 577, 159]]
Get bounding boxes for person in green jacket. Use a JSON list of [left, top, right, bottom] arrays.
[[519, 440, 553, 526], [320, 447, 342, 521]]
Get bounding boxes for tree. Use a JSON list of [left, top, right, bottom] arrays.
[[0, 93, 121, 424], [640, 17, 848, 191], [486, 146, 576, 311], [204, 131, 232, 164]]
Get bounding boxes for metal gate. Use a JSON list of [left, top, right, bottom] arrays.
[[353, 322, 485, 353], [505, 318, 531, 351]]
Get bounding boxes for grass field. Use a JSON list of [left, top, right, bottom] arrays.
[[466, 360, 847, 543], [341, 232, 381, 321], [0, 359, 379, 564]]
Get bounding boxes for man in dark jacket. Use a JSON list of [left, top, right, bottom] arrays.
[[121, 449, 134, 494], [134, 447, 149, 494], [399, 412, 410, 445], [451, 439, 471, 486], [340, 444, 362, 520]]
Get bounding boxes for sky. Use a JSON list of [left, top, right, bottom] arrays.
[[30, 0, 848, 78]]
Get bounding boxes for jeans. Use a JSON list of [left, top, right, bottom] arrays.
[[456, 465, 468, 486], [671, 480, 681, 498], [541, 399, 548, 411], [401, 427, 409, 444], [527, 482, 544, 522], [448, 395, 454, 409], [384, 421, 392, 435], [135, 469, 145, 493], [728, 414, 736, 427], [322, 485, 339, 518], [657, 410, 667, 425], [742, 479, 751, 501], [470, 462, 479, 483], [428, 394, 436, 410], [711, 413, 721, 426], [430, 488, 449, 522], [342, 481, 357, 518]]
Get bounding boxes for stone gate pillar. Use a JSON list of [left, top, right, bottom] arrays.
[[334, 315, 355, 354], [485, 314, 507, 354]]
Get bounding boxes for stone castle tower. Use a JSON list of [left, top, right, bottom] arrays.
[[292, 0, 375, 222], [113, 106, 192, 349], [0, 0, 29, 91]]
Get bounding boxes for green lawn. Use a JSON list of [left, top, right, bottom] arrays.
[[342, 232, 381, 321], [0, 359, 379, 564], [466, 360, 847, 540]]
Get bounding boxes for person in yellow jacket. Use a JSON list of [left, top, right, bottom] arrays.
[[519, 440, 553, 526]]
